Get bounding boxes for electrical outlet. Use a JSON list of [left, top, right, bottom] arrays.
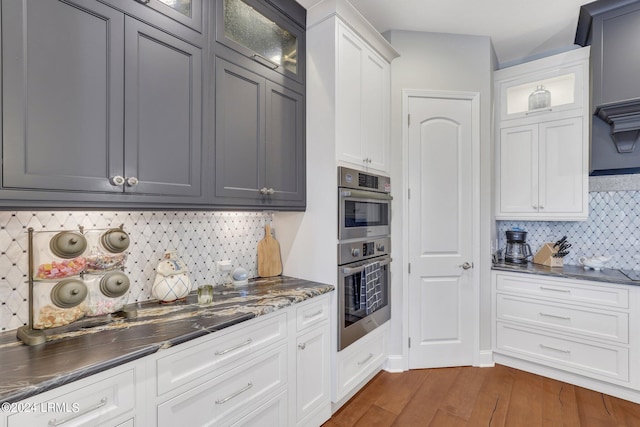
[[216, 260, 233, 272]]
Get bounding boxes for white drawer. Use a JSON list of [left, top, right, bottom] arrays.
[[296, 296, 329, 332], [496, 273, 629, 308], [157, 344, 288, 427], [156, 312, 287, 396], [227, 390, 288, 427], [497, 294, 629, 343], [496, 322, 629, 383], [8, 369, 135, 427], [335, 324, 388, 401]]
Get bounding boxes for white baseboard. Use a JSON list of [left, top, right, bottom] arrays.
[[384, 355, 405, 373], [476, 350, 494, 367]]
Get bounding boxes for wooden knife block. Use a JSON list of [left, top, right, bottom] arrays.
[[533, 243, 563, 267]]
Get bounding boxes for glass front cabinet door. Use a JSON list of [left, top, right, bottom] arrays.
[[496, 50, 588, 122], [145, 0, 203, 32], [216, 0, 305, 84]]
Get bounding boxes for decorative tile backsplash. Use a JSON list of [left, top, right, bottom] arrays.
[[498, 191, 640, 270], [0, 211, 271, 331]]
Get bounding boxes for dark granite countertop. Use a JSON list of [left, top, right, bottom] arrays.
[[0, 276, 334, 404], [492, 262, 640, 286]]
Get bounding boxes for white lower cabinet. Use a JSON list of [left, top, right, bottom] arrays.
[[229, 390, 288, 427], [6, 361, 142, 427], [3, 293, 332, 427], [492, 271, 640, 401], [295, 322, 330, 426], [157, 344, 288, 427], [334, 322, 389, 403], [150, 293, 332, 427]]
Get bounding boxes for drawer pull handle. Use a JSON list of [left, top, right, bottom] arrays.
[[539, 312, 571, 320], [539, 286, 570, 293], [304, 309, 323, 319], [48, 397, 107, 426], [357, 353, 374, 366], [540, 344, 571, 354], [215, 382, 253, 404], [215, 339, 252, 356], [251, 53, 279, 70]]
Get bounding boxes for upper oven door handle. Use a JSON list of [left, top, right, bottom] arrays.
[[342, 257, 392, 275], [340, 189, 393, 201]]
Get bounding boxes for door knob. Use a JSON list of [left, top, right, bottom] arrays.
[[459, 262, 473, 270]]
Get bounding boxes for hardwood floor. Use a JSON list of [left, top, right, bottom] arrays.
[[323, 365, 640, 426]]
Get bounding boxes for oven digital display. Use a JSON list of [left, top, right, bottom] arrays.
[[344, 200, 388, 228], [363, 242, 374, 256]]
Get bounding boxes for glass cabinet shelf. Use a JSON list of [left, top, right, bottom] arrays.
[[506, 73, 575, 115], [499, 63, 585, 121]]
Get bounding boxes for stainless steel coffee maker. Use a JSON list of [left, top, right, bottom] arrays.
[[505, 229, 532, 264]]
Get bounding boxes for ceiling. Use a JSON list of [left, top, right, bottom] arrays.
[[297, 0, 593, 67]]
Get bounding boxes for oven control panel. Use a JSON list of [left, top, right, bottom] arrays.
[[339, 237, 391, 265]]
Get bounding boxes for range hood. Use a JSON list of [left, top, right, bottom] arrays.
[[576, 0, 640, 174], [594, 100, 640, 154]]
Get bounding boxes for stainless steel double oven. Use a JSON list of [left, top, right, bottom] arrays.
[[337, 167, 392, 351]]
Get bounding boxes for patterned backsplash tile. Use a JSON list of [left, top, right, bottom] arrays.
[[498, 191, 640, 270], [0, 211, 271, 332]]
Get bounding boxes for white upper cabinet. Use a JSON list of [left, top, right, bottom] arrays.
[[495, 47, 590, 221], [307, 0, 398, 175], [336, 22, 390, 173]]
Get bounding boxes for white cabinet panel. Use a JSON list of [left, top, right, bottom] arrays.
[[296, 327, 330, 424], [157, 344, 288, 427], [498, 124, 538, 213], [8, 369, 135, 427], [496, 322, 629, 383], [334, 322, 388, 402], [296, 296, 329, 332], [496, 273, 629, 308], [229, 391, 288, 427], [336, 22, 390, 174], [497, 294, 629, 343], [156, 312, 287, 396], [539, 117, 584, 214]]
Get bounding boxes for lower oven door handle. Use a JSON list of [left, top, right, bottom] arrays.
[[342, 257, 392, 275]]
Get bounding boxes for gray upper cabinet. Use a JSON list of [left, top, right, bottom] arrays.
[[2, 0, 125, 194], [214, 58, 304, 208], [1, 0, 204, 205], [215, 0, 305, 85], [124, 17, 202, 197], [143, 0, 203, 32]]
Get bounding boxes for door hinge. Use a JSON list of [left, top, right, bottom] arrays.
[[408, 188, 411, 200], [408, 114, 411, 126], [408, 263, 411, 274], [408, 337, 411, 348]]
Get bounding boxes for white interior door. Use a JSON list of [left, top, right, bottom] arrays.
[[407, 93, 477, 368]]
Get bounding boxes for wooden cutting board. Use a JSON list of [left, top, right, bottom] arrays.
[[257, 224, 283, 277]]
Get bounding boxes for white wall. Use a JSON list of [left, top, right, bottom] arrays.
[[384, 30, 495, 364]]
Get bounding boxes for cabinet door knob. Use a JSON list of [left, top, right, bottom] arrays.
[[110, 176, 125, 186], [259, 187, 268, 195], [298, 343, 306, 350], [539, 205, 544, 210], [134, 0, 151, 4], [126, 177, 139, 187], [532, 205, 538, 210], [266, 188, 275, 195]]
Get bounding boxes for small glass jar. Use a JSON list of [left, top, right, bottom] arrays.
[[197, 284, 214, 305], [528, 85, 551, 110]]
